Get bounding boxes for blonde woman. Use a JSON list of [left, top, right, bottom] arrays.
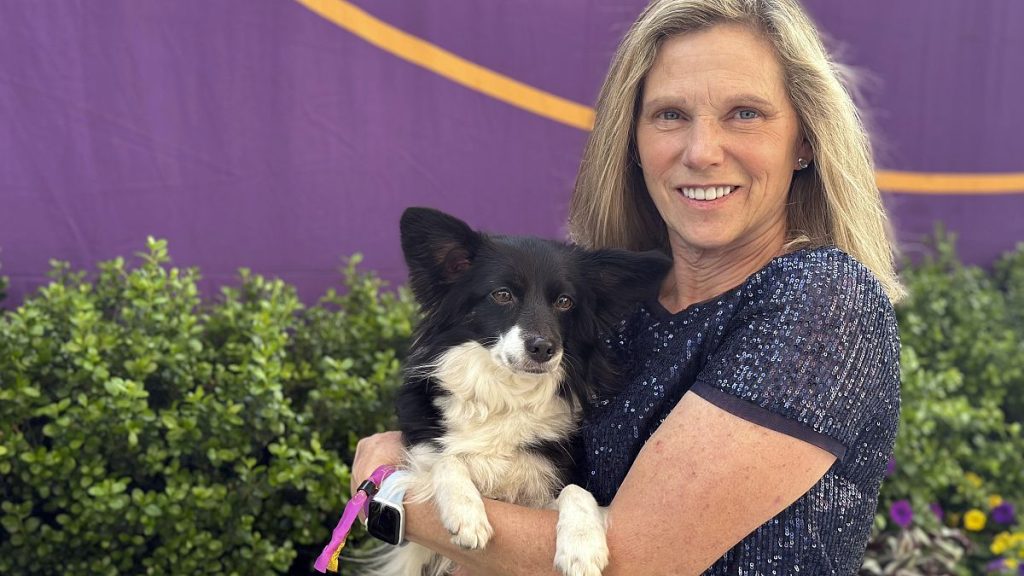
[[352, 0, 903, 573]]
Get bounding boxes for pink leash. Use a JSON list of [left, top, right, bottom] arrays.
[[314, 465, 396, 573]]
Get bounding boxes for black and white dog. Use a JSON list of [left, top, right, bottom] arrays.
[[378, 208, 670, 576]]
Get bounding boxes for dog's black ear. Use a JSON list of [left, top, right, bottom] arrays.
[[400, 207, 483, 306], [581, 248, 672, 321]]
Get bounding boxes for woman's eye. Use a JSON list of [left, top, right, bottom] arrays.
[[658, 110, 682, 121], [736, 109, 759, 120], [554, 295, 574, 311], [491, 289, 514, 304]]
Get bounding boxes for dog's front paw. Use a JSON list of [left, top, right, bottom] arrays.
[[554, 485, 609, 576], [440, 494, 494, 550], [553, 523, 609, 576]]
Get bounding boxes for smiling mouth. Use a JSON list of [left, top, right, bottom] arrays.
[[679, 186, 737, 201]]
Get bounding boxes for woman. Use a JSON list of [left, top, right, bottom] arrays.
[[352, 0, 903, 573]]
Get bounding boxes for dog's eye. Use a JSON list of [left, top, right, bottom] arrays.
[[554, 295, 574, 311], [491, 289, 514, 304]]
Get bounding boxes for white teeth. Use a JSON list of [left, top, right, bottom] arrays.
[[680, 186, 735, 200]]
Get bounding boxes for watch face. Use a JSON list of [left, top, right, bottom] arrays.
[[367, 500, 402, 545]]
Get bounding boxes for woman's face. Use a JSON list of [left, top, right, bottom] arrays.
[[635, 23, 811, 258]]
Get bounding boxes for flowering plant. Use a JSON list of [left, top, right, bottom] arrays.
[[868, 465, 1024, 575], [976, 495, 1023, 575], [861, 497, 971, 576]]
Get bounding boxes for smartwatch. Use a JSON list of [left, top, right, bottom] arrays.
[[366, 470, 412, 546]]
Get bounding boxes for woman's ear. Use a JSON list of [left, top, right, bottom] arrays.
[[797, 138, 813, 166]]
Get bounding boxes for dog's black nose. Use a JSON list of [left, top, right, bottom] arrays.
[[526, 336, 556, 363]]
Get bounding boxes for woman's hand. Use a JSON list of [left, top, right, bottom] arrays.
[[350, 431, 405, 496]]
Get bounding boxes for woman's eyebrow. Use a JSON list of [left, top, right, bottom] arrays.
[[640, 96, 685, 112], [641, 93, 778, 111], [724, 94, 777, 109]]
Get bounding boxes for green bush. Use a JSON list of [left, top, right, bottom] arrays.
[[995, 242, 1024, 420], [0, 239, 416, 575], [887, 231, 1024, 502], [871, 230, 1024, 573]]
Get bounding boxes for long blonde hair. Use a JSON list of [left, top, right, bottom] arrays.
[[568, 0, 905, 302]]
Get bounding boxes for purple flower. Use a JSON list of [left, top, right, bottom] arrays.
[[986, 558, 1006, 573], [889, 499, 913, 528], [929, 502, 944, 520], [992, 502, 1016, 525], [885, 456, 896, 477]]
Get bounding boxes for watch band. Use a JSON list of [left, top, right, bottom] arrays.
[[314, 465, 396, 573], [368, 470, 412, 546]]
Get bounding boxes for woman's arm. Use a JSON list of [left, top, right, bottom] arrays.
[[353, 390, 836, 576], [601, 392, 835, 574]]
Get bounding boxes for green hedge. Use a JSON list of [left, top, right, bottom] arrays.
[[0, 239, 416, 575], [3, 233, 1023, 574]]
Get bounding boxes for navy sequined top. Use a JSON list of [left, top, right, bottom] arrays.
[[578, 246, 900, 575]]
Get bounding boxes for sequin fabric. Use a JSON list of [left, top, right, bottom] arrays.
[[578, 246, 901, 575]]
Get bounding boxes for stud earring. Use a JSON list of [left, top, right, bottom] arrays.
[[796, 158, 810, 170]]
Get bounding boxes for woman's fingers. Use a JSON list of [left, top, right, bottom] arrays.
[[350, 431, 405, 495]]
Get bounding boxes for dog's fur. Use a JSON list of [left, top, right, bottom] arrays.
[[374, 208, 670, 576]]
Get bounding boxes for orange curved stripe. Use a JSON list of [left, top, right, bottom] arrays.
[[295, 0, 594, 131], [876, 170, 1024, 195], [296, 0, 1023, 195]]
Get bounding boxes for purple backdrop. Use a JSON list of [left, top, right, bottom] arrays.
[[1, 1, 1022, 305]]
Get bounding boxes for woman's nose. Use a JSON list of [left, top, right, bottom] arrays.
[[680, 118, 724, 170]]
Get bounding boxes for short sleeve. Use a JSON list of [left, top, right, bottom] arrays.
[[689, 251, 900, 461]]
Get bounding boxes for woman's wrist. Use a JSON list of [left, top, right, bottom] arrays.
[[403, 496, 442, 546]]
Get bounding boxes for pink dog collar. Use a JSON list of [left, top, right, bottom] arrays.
[[314, 465, 397, 573]]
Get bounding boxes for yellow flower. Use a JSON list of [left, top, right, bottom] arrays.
[[989, 494, 1004, 509], [965, 472, 983, 488], [992, 532, 1011, 555], [964, 509, 987, 532], [1006, 558, 1019, 570]]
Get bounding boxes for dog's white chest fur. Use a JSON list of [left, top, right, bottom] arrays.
[[412, 341, 576, 506]]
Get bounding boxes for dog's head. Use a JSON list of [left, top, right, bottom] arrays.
[[400, 207, 671, 378]]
